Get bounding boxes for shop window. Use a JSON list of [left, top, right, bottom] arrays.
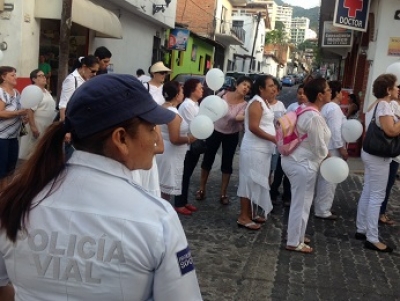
[[199, 56, 203, 72]]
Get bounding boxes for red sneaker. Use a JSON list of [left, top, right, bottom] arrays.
[[185, 204, 198, 212], [175, 207, 192, 215]]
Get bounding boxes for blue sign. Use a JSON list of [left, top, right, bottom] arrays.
[[168, 28, 190, 51], [333, 0, 371, 32]]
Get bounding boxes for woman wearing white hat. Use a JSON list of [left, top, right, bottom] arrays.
[[144, 61, 171, 105]]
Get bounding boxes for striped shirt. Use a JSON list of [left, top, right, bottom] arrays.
[[0, 88, 22, 139]]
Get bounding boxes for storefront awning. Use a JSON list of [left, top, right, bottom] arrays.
[[35, 0, 122, 39]]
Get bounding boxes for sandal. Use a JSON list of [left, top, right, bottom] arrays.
[[220, 195, 229, 205], [237, 221, 261, 230], [252, 215, 266, 224], [286, 242, 313, 254], [379, 214, 395, 225], [195, 190, 205, 201]]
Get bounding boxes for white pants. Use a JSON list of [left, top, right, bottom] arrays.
[[356, 151, 390, 243], [313, 149, 340, 217], [282, 156, 318, 247]]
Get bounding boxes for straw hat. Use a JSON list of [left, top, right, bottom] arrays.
[[150, 61, 171, 73]]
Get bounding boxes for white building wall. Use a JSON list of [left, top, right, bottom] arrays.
[[92, 0, 177, 75], [0, 0, 41, 77], [0, 0, 177, 79], [226, 14, 265, 73], [364, 0, 400, 110]]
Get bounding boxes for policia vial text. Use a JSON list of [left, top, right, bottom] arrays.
[[26, 229, 126, 283]]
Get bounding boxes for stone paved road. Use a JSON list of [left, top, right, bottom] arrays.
[[178, 152, 400, 301]]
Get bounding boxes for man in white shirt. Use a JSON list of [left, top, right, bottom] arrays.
[[136, 68, 151, 83]]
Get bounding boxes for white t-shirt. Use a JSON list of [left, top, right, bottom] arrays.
[[58, 69, 85, 109], [0, 151, 202, 301], [144, 82, 165, 105], [138, 74, 151, 83], [321, 102, 346, 150]]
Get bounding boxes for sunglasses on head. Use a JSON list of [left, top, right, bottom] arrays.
[[156, 71, 168, 75]]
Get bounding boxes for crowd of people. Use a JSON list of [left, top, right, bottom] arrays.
[[0, 49, 399, 298]]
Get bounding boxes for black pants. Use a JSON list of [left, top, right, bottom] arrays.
[[174, 150, 201, 207], [201, 130, 239, 174], [270, 155, 291, 201], [380, 160, 400, 215]]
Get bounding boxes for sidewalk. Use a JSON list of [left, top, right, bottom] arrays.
[[179, 153, 400, 301]]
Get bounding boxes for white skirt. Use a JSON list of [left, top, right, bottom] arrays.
[[156, 139, 187, 195], [237, 147, 273, 217]]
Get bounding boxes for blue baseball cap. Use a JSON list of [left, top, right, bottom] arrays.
[[65, 74, 175, 139]]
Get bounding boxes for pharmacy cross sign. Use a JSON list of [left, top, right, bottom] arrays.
[[333, 0, 370, 32], [343, 0, 363, 18]]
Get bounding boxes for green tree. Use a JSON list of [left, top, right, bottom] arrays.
[[265, 28, 288, 45]]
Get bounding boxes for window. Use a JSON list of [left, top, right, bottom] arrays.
[[199, 56, 203, 71], [232, 20, 244, 28]]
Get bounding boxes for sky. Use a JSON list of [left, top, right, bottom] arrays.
[[282, 0, 320, 9]]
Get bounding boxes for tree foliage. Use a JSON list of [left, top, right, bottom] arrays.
[[265, 28, 288, 45]]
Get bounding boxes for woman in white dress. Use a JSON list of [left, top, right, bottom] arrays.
[[281, 78, 331, 253], [157, 81, 196, 202], [237, 75, 277, 230], [19, 69, 56, 159]]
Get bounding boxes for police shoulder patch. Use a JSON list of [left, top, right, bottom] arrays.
[[176, 246, 194, 276]]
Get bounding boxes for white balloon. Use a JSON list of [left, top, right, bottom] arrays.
[[199, 95, 228, 121], [190, 115, 214, 139], [320, 157, 349, 184], [0, 50, 3, 62], [20, 85, 43, 109], [206, 68, 225, 91], [386, 62, 400, 81], [342, 119, 363, 143]]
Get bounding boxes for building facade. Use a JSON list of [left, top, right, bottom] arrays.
[[0, 0, 177, 93]]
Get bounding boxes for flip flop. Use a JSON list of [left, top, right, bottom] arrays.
[[237, 221, 261, 230], [195, 190, 205, 201], [252, 215, 267, 224], [286, 242, 313, 254]]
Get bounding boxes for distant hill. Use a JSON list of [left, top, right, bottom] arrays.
[[275, 0, 320, 31]]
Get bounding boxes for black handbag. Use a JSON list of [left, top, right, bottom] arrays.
[[362, 102, 400, 157], [190, 139, 207, 155]]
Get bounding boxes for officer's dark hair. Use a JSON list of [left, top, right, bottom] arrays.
[[0, 117, 143, 242], [94, 46, 112, 59]]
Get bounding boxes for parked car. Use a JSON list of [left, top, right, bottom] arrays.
[[281, 75, 295, 87], [171, 73, 206, 86]]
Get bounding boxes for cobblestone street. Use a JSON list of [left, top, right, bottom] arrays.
[[179, 153, 400, 301]]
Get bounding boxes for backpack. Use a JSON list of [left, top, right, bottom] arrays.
[[275, 106, 318, 156]]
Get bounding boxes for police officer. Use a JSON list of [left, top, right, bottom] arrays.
[[0, 75, 202, 300]]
